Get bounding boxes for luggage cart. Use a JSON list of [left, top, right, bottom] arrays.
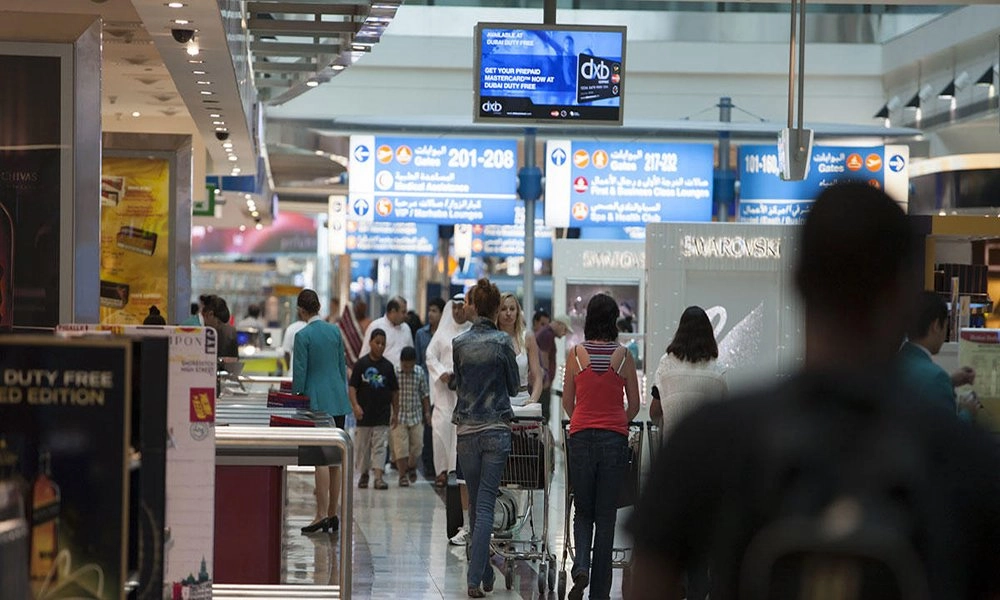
[[558, 420, 644, 600], [489, 415, 558, 594]]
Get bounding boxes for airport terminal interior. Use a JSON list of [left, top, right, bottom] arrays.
[[1, 0, 1000, 598]]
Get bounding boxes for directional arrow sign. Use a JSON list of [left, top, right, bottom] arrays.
[[888, 154, 906, 172], [353, 145, 370, 163], [550, 148, 567, 166]]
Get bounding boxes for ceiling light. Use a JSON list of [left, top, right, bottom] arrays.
[[255, 223, 263, 231], [196, 81, 211, 85], [173, 19, 190, 25], [199, 90, 212, 95], [228, 155, 238, 161], [306, 80, 320, 87], [166, 2, 185, 7], [332, 64, 346, 71], [131, 111, 141, 117], [186, 40, 199, 56], [187, 59, 202, 64], [209, 113, 221, 118], [239, 225, 246, 232], [231, 168, 241, 174], [213, 121, 225, 125], [192, 70, 206, 75], [222, 142, 233, 149], [251, 211, 260, 218], [215, 127, 227, 132], [314, 150, 324, 156]]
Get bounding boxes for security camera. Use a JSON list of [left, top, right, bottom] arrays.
[[171, 29, 195, 44], [215, 131, 230, 141]]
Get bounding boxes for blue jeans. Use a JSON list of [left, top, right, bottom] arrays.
[[457, 428, 511, 589], [568, 429, 628, 600]]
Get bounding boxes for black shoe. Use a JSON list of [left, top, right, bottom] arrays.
[[467, 586, 485, 598], [568, 571, 589, 600], [483, 568, 495, 593], [301, 515, 338, 534]]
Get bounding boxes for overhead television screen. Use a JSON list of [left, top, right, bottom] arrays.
[[474, 22, 626, 125]]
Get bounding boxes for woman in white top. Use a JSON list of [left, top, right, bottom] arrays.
[[497, 293, 544, 407], [652, 305, 728, 436]]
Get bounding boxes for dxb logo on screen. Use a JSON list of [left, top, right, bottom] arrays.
[[481, 100, 503, 113], [580, 58, 611, 81]]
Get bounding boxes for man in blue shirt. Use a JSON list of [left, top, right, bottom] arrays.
[[897, 290, 976, 417]]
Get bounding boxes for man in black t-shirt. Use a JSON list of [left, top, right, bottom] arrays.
[[349, 328, 399, 490], [627, 183, 1000, 600]]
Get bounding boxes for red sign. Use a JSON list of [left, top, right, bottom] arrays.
[[961, 330, 1000, 344], [190, 387, 215, 423], [573, 176, 589, 193]]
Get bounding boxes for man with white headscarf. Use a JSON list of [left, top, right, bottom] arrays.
[[426, 293, 472, 488]]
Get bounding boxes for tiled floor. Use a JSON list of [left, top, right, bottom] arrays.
[[279, 420, 642, 600]]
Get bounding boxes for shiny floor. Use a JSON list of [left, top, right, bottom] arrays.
[[280, 421, 641, 600]]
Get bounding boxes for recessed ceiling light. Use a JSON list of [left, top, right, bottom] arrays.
[[192, 70, 206, 75], [213, 121, 225, 125], [231, 168, 241, 174], [173, 19, 190, 25], [215, 127, 227, 132], [196, 81, 211, 85], [222, 142, 233, 149], [187, 59, 203, 64], [255, 223, 263, 231], [166, 2, 185, 7], [306, 80, 320, 87], [131, 111, 141, 117], [239, 225, 246, 232], [199, 90, 212, 95], [228, 155, 238, 161], [209, 113, 221, 118], [314, 150, 324, 156], [332, 64, 346, 71], [251, 211, 259, 218]]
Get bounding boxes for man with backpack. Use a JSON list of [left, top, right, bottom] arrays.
[[628, 182, 1000, 599]]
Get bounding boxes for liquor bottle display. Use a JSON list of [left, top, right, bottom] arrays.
[[31, 449, 60, 594], [0, 436, 30, 598]]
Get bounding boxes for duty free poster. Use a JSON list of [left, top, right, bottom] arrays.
[[0, 336, 132, 600]]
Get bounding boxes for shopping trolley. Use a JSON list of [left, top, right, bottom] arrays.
[[558, 420, 644, 600], [489, 415, 558, 594], [646, 420, 662, 466]]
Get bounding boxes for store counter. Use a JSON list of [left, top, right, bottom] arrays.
[[213, 426, 353, 599]]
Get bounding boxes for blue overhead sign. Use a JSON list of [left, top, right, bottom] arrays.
[[738, 144, 910, 224], [544, 140, 714, 227], [349, 135, 520, 225], [578, 226, 647, 241], [345, 221, 438, 256], [472, 205, 553, 259]]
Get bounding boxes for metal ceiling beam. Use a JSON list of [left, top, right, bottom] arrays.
[[246, 19, 359, 36], [250, 41, 342, 55], [247, 2, 364, 16], [254, 62, 320, 72]]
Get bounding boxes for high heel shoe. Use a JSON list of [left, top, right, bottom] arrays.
[[301, 515, 339, 534]]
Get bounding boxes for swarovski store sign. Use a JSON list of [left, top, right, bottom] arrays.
[[680, 235, 782, 260], [647, 222, 803, 393]]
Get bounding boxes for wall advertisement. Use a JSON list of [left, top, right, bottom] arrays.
[[99, 157, 171, 324], [738, 144, 910, 223], [544, 140, 715, 228], [348, 135, 520, 225]]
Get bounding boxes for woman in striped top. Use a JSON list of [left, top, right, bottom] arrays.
[[561, 293, 640, 600]]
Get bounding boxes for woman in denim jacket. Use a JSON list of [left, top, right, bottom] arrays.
[[562, 293, 640, 600], [452, 278, 519, 598]]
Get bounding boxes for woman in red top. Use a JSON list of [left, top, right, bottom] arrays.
[[562, 293, 640, 600]]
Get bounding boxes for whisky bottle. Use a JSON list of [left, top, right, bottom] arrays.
[[0, 201, 11, 330], [30, 449, 59, 594], [0, 437, 30, 598]]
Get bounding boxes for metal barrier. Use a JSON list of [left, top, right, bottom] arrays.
[[213, 426, 353, 599]]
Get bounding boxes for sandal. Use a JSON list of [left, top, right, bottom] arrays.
[[434, 472, 447, 488], [373, 478, 388, 490], [358, 473, 369, 489], [398, 475, 409, 487]]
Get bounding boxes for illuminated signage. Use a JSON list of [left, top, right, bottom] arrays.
[[580, 250, 645, 270]]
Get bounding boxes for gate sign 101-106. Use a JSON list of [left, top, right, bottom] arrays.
[[349, 135, 520, 225], [738, 144, 909, 224], [544, 140, 714, 228]]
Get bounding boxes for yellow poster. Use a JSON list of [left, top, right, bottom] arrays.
[[100, 157, 170, 324]]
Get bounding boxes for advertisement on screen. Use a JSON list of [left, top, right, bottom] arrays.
[[738, 144, 909, 224], [348, 135, 520, 225], [545, 140, 714, 228], [474, 23, 625, 124]]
